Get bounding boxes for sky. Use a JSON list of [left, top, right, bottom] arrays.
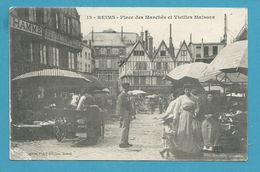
[[77, 8, 247, 48]]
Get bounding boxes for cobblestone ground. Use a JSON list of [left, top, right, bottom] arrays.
[[10, 113, 247, 161]]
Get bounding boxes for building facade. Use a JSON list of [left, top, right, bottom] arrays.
[[189, 40, 226, 63], [151, 40, 175, 90], [10, 8, 82, 78], [77, 42, 94, 73], [83, 28, 139, 98], [119, 25, 175, 94], [119, 40, 153, 91], [175, 40, 193, 66]]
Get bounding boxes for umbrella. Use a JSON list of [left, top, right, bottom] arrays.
[[146, 94, 158, 98], [128, 90, 146, 95], [203, 85, 224, 93], [199, 71, 248, 83], [12, 69, 91, 88], [80, 73, 106, 90], [166, 62, 208, 81], [205, 40, 248, 75], [226, 93, 244, 98]]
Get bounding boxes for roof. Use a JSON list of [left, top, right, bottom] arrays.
[[83, 31, 139, 47], [119, 40, 150, 67], [152, 40, 174, 61], [191, 42, 226, 46], [235, 24, 248, 41], [175, 40, 193, 61]]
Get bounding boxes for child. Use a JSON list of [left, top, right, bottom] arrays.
[[159, 117, 178, 159]]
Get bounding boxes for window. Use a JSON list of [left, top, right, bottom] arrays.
[[85, 52, 88, 60], [136, 62, 147, 70], [163, 62, 168, 70], [204, 46, 209, 57], [36, 8, 44, 24], [67, 18, 71, 34], [53, 47, 59, 67], [156, 62, 161, 70], [88, 53, 91, 60], [119, 48, 125, 55], [39, 44, 47, 65], [95, 48, 100, 55], [133, 50, 145, 56], [213, 46, 218, 55], [97, 72, 101, 79], [88, 64, 90, 72], [29, 42, 33, 62], [107, 48, 111, 55], [68, 51, 75, 69], [112, 48, 119, 55], [55, 13, 59, 30], [107, 72, 112, 81], [95, 59, 99, 68], [107, 59, 112, 68], [99, 59, 107, 69], [28, 8, 36, 22], [181, 50, 187, 56], [134, 77, 139, 85], [196, 46, 201, 58], [140, 77, 146, 85], [100, 48, 106, 55], [160, 51, 166, 56]]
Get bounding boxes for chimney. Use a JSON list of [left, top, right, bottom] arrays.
[[169, 24, 175, 58], [201, 38, 204, 59], [91, 27, 94, 43], [89, 40, 92, 48], [140, 27, 144, 43], [145, 30, 148, 50], [121, 26, 124, 42], [223, 14, 227, 45], [148, 36, 153, 58]]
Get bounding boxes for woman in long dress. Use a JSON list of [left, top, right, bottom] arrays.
[[173, 86, 202, 155]]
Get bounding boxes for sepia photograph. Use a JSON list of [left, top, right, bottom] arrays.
[[10, 7, 248, 161]]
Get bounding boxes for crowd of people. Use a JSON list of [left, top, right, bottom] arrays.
[[116, 82, 241, 158]]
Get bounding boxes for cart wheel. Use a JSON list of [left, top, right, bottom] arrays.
[[54, 124, 66, 142]]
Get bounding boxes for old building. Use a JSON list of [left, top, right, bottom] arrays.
[[175, 40, 193, 66], [151, 40, 175, 91], [10, 8, 82, 78], [83, 28, 139, 99], [189, 14, 228, 63], [119, 40, 153, 91], [189, 38, 226, 64], [119, 25, 175, 94], [77, 42, 94, 73]]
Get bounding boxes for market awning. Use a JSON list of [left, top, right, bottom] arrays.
[[12, 69, 91, 88], [204, 40, 248, 75]]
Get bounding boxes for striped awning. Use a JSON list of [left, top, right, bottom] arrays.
[[12, 69, 90, 82]]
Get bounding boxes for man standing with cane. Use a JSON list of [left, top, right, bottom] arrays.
[[116, 83, 134, 148]]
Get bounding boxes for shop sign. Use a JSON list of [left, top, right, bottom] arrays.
[[10, 16, 42, 36], [152, 70, 166, 76], [44, 29, 81, 49]]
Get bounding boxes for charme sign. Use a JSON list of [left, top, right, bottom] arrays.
[[45, 29, 81, 49], [10, 16, 42, 36]]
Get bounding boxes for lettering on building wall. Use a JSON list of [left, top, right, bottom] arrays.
[[45, 29, 81, 49], [10, 16, 42, 36]]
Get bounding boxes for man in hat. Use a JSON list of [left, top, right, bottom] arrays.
[[116, 83, 134, 148]]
